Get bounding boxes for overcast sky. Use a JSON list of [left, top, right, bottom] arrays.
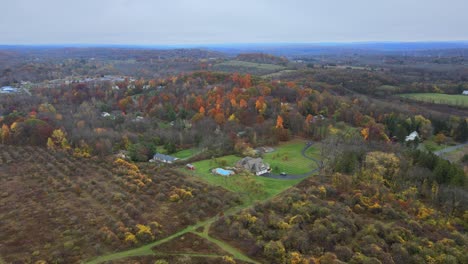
[[1, 0, 467, 44]]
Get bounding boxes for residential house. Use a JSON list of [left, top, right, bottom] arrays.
[[405, 131, 420, 142], [462, 90, 468, 95], [0, 86, 19, 94], [152, 153, 179, 164], [236, 157, 270, 176], [186, 164, 195, 170]]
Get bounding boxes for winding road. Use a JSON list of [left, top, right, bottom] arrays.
[[433, 142, 468, 157]]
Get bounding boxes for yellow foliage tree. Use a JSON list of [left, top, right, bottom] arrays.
[[135, 224, 154, 242], [38, 103, 56, 113], [361, 127, 369, 140], [222, 256, 236, 264], [228, 114, 238, 122], [1, 124, 10, 144], [47, 129, 70, 151], [289, 251, 309, 264], [364, 151, 400, 181], [124, 232, 137, 244]]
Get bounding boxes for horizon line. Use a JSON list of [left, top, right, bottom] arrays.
[[1, 40, 468, 48]]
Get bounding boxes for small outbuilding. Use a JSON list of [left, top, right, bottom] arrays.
[[462, 90, 468, 95], [186, 164, 195, 170]]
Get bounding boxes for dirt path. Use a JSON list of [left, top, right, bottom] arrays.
[[192, 231, 260, 264], [85, 205, 252, 264]]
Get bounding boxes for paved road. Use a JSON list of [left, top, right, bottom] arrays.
[[434, 142, 468, 157], [260, 142, 322, 180]]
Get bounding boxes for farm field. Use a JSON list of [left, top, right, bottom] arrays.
[[0, 145, 238, 263], [399, 93, 468, 107], [212, 60, 286, 75]]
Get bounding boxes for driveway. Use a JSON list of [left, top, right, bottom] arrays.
[[434, 142, 468, 156]]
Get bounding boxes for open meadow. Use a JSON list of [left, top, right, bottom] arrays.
[[399, 93, 468, 107]]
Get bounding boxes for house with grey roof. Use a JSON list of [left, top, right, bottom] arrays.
[[236, 157, 270, 176], [0, 86, 19, 94], [152, 153, 179, 164]]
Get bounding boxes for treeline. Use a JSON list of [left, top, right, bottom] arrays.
[[1, 70, 467, 161]]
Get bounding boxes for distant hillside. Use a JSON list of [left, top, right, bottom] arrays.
[[201, 42, 468, 57], [235, 53, 288, 65]]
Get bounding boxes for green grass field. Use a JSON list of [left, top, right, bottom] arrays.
[[399, 93, 468, 107], [263, 140, 317, 174], [422, 140, 450, 152], [173, 148, 198, 159]]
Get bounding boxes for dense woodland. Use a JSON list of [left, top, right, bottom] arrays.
[[0, 48, 467, 263]]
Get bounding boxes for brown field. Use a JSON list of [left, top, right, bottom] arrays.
[[0, 145, 239, 263]]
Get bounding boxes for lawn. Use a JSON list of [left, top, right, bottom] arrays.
[[399, 93, 468, 108], [263, 140, 317, 174], [181, 140, 319, 203], [173, 148, 199, 159], [422, 140, 451, 152]]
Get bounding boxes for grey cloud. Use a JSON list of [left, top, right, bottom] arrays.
[[0, 0, 466, 44]]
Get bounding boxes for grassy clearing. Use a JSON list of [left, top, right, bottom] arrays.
[[423, 140, 451, 152], [263, 140, 316, 174], [184, 154, 303, 201], [399, 93, 468, 107], [173, 148, 198, 159], [185, 140, 318, 202]]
